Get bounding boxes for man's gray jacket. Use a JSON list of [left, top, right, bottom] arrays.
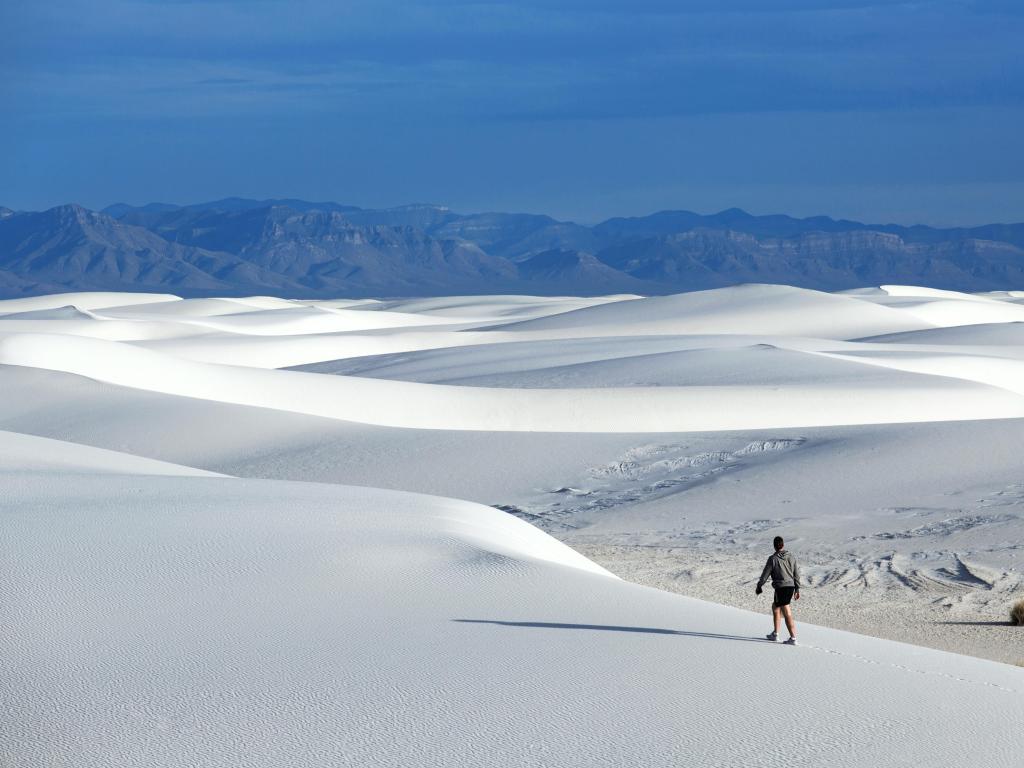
[[758, 550, 802, 591]]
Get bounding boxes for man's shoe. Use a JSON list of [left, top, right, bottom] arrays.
[[766, 631, 779, 642], [783, 637, 798, 646]]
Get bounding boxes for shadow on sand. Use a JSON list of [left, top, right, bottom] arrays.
[[453, 619, 767, 643]]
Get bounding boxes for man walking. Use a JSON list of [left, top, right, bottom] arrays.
[[755, 536, 801, 645]]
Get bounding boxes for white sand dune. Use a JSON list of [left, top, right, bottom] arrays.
[[0, 315, 217, 342], [814, 348, 1024, 396], [107, 303, 455, 335], [368, 293, 637, 320], [136, 327, 491, 368], [2, 305, 102, 321], [858, 321, 1024, 345], [878, 284, 1024, 302], [99, 296, 309, 318], [52, 294, 635, 368], [889, 298, 1024, 327], [4, 454, 1024, 768], [879, 284, 1013, 300], [0, 305, 452, 343], [0, 429, 222, 477], [0, 291, 178, 314], [491, 284, 933, 338], [3, 282, 1024, 431], [3, 331, 1022, 431], [297, 336, 984, 389], [5, 284, 1024, 766], [295, 335, 734, 380]]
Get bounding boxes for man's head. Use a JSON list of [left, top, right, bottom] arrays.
[[773, 536, 784, 551]]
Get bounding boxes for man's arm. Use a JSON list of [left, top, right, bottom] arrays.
[[755, 557, 772, 593], [793, 559, 802, 595]]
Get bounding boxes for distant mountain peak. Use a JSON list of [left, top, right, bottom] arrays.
[[44, 203, 107, 228], [50, 202, 90, 214]]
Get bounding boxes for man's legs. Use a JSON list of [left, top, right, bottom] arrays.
[[781, 605, 796, 638], [772, 605, 782, 634]]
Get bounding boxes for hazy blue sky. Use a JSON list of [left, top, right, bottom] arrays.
[[2, 1, 1022, 225]]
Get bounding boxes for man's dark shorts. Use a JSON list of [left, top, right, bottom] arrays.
[[773, 587, 795, 607]]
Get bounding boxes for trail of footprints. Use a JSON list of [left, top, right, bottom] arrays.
[[496, 438, 805, 532]]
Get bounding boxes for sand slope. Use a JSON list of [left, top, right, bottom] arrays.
[[4, 459, 1024, 768]]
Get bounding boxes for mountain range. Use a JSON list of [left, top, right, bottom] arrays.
[[1, 197, 1022, 298]]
